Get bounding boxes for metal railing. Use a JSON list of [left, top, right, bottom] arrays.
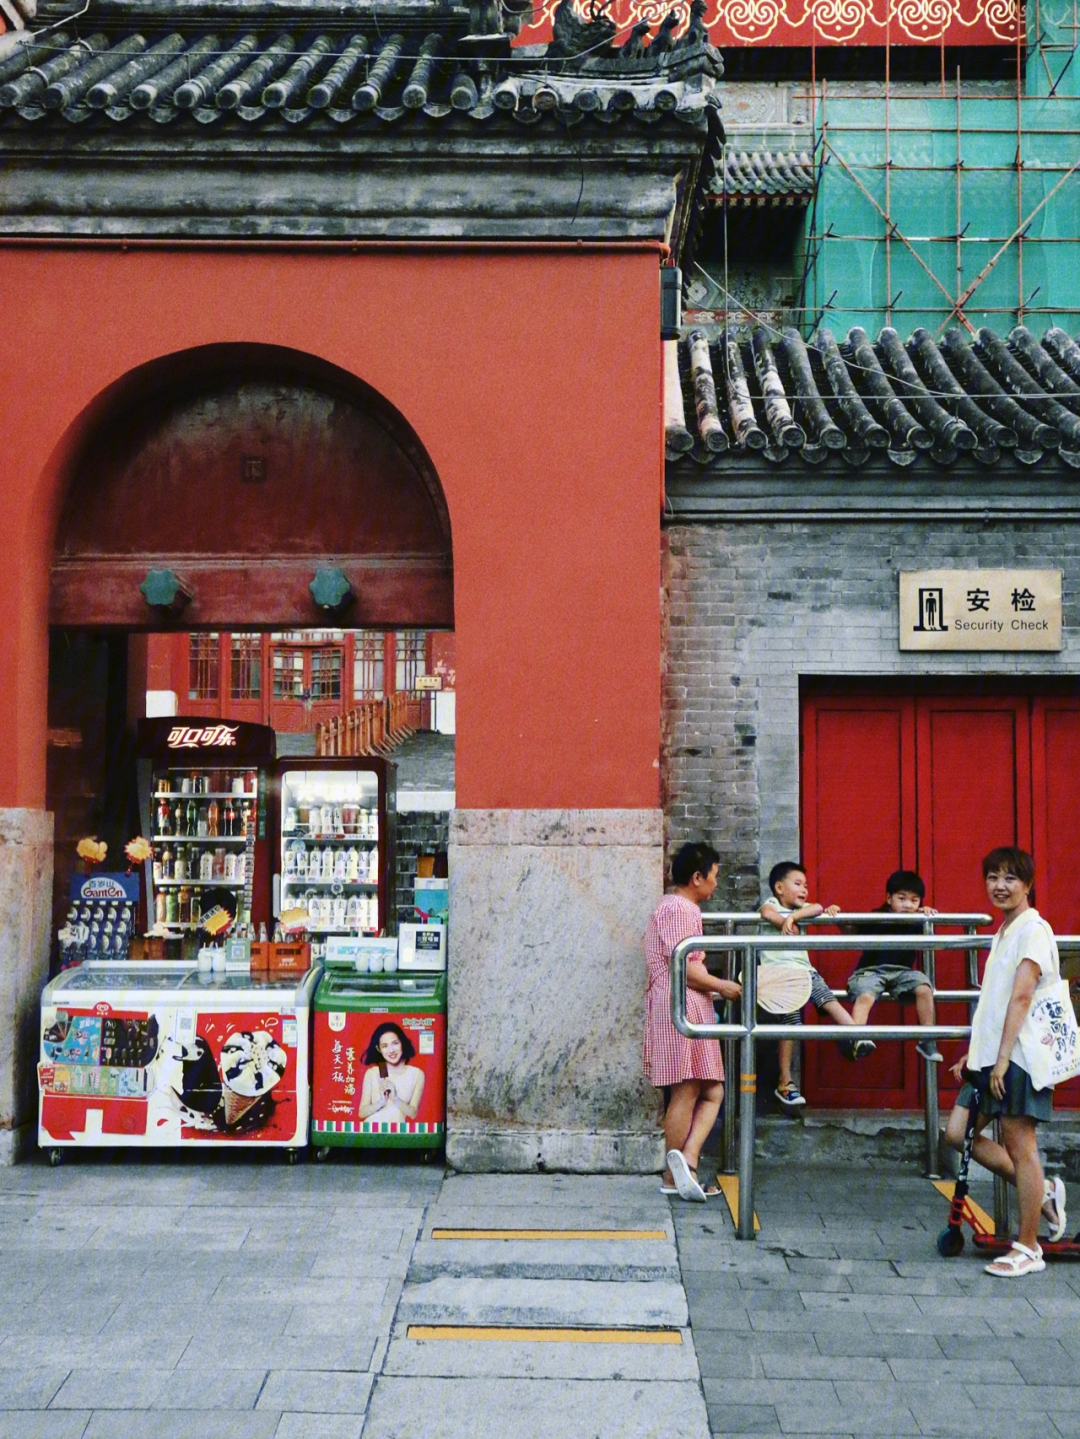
[[670, 926, 992, 1240], [699, 912, 989, 1185]]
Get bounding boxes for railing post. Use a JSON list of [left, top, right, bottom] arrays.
[[738, 943, 757, 1241], [923, 919, 940, 1179], [720, 919, 737, 1175]]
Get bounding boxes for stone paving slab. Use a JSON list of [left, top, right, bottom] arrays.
[[363, 1375, 711, 1439], [408, 1237, 680, 1282], [398, 1275, 689, 1328]]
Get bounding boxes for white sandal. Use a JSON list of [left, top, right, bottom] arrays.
[[985, 1241, 1045, 1277], [665, 1149, 706, 1203], [1043, 1176, 1067, 1243]]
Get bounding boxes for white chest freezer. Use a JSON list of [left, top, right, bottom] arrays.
[[39, 961, 320, 1158]]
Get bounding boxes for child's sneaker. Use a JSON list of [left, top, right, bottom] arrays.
[[916, 1039, 943, 1062], [839, 1039, 876, 1060], [775, 1082, 806, 1107]]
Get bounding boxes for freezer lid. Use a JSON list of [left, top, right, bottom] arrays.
[[318, 974, 441, 998], [44, 962, 320, 1003]]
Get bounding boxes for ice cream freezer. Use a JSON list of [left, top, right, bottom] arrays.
[[311, 939, 446, 1157], [38, 961, 320, 1162]]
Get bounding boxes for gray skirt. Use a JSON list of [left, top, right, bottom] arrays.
[[956, 1061, 1053, 1124]]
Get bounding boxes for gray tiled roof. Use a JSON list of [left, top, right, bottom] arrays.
[[667, 323, 1080, 469], [0, 9, 724, 127], [712, 149, 815, 205]]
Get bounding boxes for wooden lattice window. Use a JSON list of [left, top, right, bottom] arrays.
[[230, 635, 262, 701], [188, 634, 219, 700], [396, 630, 427, 694], [310, 647, 342, 700], [353, 632, 385, 700], [272, 648, 306, 700]]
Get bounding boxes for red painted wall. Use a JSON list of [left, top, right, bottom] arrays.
[[0, 244, 661, 813]]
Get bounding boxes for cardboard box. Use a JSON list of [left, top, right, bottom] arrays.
[[270, 942, 311, 974], [250, 942, 271, 972]]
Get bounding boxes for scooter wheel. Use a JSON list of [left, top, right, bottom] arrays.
[[937, 1226, 964, 1256], [48, 1148, 63, 1168]]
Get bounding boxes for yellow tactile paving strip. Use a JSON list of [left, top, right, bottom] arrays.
[[716, 1175, 761, 1231], [407, 1326, 683, 1344], [430, 1229, 668, 1240]]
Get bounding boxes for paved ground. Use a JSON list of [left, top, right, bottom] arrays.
[[0, 1152, 1077, 1437]]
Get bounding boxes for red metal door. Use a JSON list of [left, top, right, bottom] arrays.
[[800, 691, 918, 1107], [801, 686, 1038, 1109]]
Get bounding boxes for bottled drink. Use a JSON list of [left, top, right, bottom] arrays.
[[334, 848, 347, 881], [160, 844, 173, 880], [175, 846, 187, 882], [295, 845, 307, 879], [153, 851, 163, 884], [224, 851, 237, 881], [196, 803, 208, 838], [165, 890, 179, 925], [224, 798, 235, 837], [241, 801, 253, 836], [258, 921, 268, 942], [172, 798, 184, 834], [157, 795, 171, 835], [333, 805, 344, 837], [190, 891, 202, 925], [213, 846, 226, 879], [199, 848, 213, 881], [155, 891, 167, 925], [179, 887, 192, 925], [207, 799, 219, 837], [346, 846, 360, 882], [346, 895, 362, 929]]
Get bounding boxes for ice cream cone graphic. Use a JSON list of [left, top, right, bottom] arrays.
[[222, 1086, 262, 1128], [218, 1029, 288, 1132]]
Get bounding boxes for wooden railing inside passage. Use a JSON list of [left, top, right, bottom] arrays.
[[315, 693, 426, 757]]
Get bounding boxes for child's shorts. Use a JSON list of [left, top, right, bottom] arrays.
[[764, 966, 835, 1026], [847, 966, 929, 1002]]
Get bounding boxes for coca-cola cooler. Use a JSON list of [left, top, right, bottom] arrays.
[[136, 718, 276, 939], [271, 758, 396, 963]]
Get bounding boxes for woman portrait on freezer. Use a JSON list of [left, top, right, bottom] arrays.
[[357, 1022, 425, 1124]]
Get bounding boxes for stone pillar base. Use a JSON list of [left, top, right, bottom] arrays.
[[447, 809, 664, 1175], [447, 1126, 664, 1175], [0, 809, 54, 1166]]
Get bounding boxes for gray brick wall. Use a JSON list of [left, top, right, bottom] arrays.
[[662, 517, 1080, 909]]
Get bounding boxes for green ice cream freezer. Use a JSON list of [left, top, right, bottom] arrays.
[[311, 953, 446, 1154]]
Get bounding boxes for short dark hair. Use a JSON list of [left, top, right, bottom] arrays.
[[885, 869, 925, 900], [982, 846, 1036, 888], [768, 861, 805, 895], [363, 1022, 416, 1066], [671, 841, 720, 887]]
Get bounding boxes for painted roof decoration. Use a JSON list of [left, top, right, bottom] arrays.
[[666, 324, 1080, 469], [711, 148, 815, 206], [0, 0, 724, 127], [517, 0, 1021, 50]]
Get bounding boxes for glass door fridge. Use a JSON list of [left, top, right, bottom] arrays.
[[273, 759, 396, 963], [136, 718, 276, 942]]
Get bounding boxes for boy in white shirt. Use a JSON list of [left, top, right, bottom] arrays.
[[761, 861, 874, 1108]]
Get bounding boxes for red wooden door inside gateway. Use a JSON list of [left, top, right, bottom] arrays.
[[799, 686, 1079, 1110]]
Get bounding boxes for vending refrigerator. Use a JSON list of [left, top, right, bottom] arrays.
[[310, 929, 446, 1157], [136, 718, 276, 940], [38, 959, 319, 1162], [272, 759, 396, 963]]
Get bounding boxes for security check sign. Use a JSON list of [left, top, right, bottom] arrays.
[[899, 570, 1062, 651]]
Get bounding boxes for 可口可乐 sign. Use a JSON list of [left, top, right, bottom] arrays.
[[899, 570, 1062, 651]]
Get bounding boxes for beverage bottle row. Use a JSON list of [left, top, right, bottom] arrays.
[[284, 842, 377, 883], [156, 770, 257, 796], [286, 802, 377, 839], [154, 845, 250, 883], [154, 794, 254, 838], [155, 887, 203, 927], [302, 891, 378, 930]]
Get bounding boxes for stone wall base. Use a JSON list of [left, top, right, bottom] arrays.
[[447, 1126, 664, 1175], [0, 808, 54, 1166]]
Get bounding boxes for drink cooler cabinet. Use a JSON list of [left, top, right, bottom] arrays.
[[311, 969, 446, 1157], [38, 961, 319, 1162], [273, 758, 395, 964]]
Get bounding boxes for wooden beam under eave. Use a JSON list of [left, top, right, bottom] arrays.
[[49, 556, 454, 630]]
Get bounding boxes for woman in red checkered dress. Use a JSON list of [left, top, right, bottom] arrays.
[[644, 841, 741, 1201]]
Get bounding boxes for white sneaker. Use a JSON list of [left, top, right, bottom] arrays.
[[916, 1040, 943, 1062]]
